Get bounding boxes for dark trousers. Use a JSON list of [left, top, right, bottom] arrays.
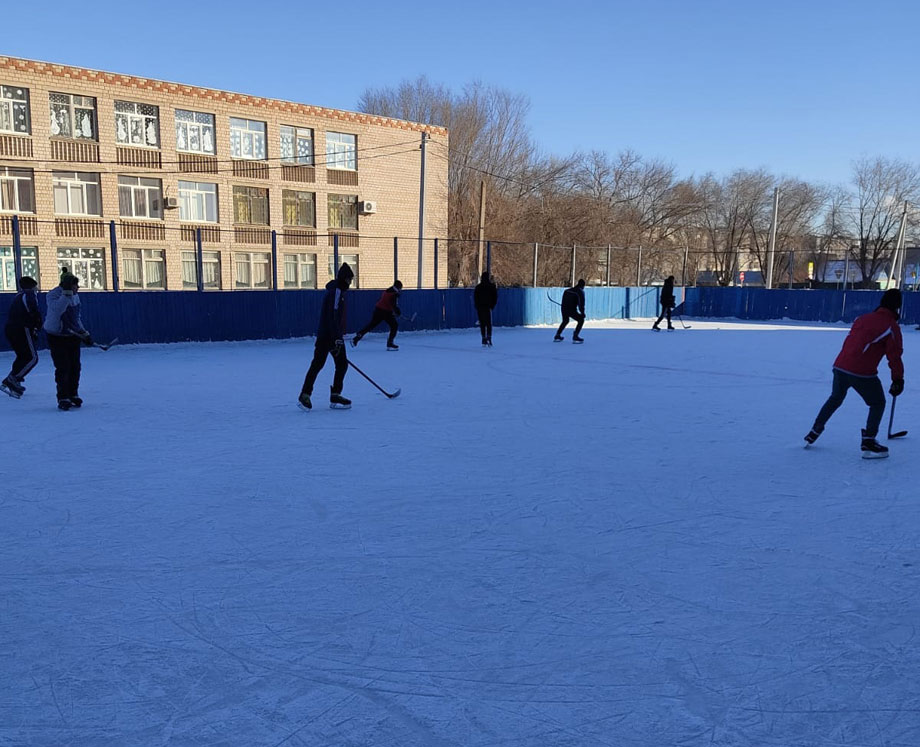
[[654, 305, 673, 328], [477, 307, 492, 341], [5, 325, 39, 381], [302, 338, 347, 396], [358, 308, 398, 345], [47, 334, 82, 400], [814, 369, 886, 437], [556, 310, 585, 338]]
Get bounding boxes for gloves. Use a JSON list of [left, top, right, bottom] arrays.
[[333, 339, 345, 358], [81, 332, 94, 347], [890, 379, 904, 397], [395, 307, 402, 317]]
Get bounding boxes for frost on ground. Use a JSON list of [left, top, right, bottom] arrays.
[[2, 320, 919, 746]]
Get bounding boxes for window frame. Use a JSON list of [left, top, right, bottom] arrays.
[[0, 85, 30, 135], [181, 249, 222, 290], [0, 246, 38, 292], [325, 131, 357, 171], [117, 175, 163, 220], [229, 117, 267, 160], [0, 167, 35, 213], [327, 193, 358, 230], [233, 251, 272, 289], [56, 247, 106, 290], [282, 189, 316, 227], [114, 100, 160, 149], [283, 252, 317, 289], [178, 180, 219, 224], [232, 185, 270, 225], [175, 109, 216, 155], [122, 248, 166, 290], [49, 92, 98, 141], [327, 253, 359, 289], [280, 125, 314, 165], [52, 171, 102, 216]]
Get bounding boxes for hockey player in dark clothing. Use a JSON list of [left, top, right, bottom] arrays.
[[299, 262, 354, 410], [652, 275, 676, 330], [473, 271, 498, 346], [554, 279, 586, 343], [804, 288, 904, 459], [353, 280, 402, 350], [43, 270, 93, 410], [2, 276, 42, 398]]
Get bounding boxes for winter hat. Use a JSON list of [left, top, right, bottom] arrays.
[[337, 262, 354, 282], [18, 276, 37, 290], [60, 272, 79, 291], [879, 288, 902, 313], [394, 280, 403, 290], [577, 279, 586, 288], [481, 271, 490, 281]]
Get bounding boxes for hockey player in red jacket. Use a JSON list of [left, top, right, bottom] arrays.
[[804, 288, 904, 458], [352, 280, 402, 350]]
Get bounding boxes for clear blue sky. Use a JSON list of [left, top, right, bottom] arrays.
[[3, 0, 916, 186]]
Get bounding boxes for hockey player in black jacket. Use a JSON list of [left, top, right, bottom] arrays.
[[299, 262, 354, 410], [554, 279, 586, 343], [2, 276, 42, 398], [473, 271, 498, 346]]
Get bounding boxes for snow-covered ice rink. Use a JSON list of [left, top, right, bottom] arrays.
[[3, 319, 920, 746]]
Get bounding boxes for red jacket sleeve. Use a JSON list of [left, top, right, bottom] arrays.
[[885, 322, 904, 380]]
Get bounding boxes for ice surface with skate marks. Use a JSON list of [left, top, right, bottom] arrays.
[[2, 319, 919, 746]]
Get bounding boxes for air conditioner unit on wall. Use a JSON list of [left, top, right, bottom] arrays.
[[164, 196, 179, 210], [359, 200, 377, 215]]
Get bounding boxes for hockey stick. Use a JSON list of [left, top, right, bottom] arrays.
[[677, 313, 692, 329], [888, 395, 908, 439], [347, 359, 401, 399], [546, 293, 561, 306], [91, 337, 119, 351]]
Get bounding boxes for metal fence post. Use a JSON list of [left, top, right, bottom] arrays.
[[333, 233, 340, 276], [789, 250, 794, 290], [636, 245, 642, 286], [271, 229, 278, 290], [196, 228, 204, 292], [486, 241, 491, 274], [533, 242, 539, 287], [571, 244, 576, 286], [682, 246, 689, 287], [109, 220, 119, 292], [433, 238, 438, 289], [393, 236, 399, 283], [11, 215, 22, 288], [606, 244, 611, 286]]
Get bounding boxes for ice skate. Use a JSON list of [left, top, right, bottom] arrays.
[[298, 392, 312, 411], [572, 335, 585, 344], [861, 430, 889, 459], [330, 388, 352, 410], [1, 376, 23, 399]]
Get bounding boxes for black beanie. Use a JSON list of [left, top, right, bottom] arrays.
[[879, 288, 902, 313], [19, 276, 37, 290], [337, 262, 354, 282], [60, 272, 79, 291]]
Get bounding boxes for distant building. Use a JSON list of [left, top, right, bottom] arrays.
[[0, 56, 448, 292]]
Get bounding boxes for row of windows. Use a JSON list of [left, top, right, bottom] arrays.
[[1, 85, 357, 169], [0, 168, 358, 228], [0, 246, 359, 291]]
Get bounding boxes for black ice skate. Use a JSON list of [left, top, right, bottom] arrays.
[[57, 398, 73, 411], [351, 333, 364, 348], [553, 334, 564, 342], [861, 430, 889, 459], [572, 335, 585, 344], [387, 343, 399, 351], [1, 376, 23, 399], [298, 392, 312, 411], [487, 338, 492, 347], [69, 396, 83, 408], [330, 388, 352, 409], [804, 426, 823, 446]]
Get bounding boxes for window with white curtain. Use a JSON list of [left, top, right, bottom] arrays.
[[114, 100, 160, 148], [325, 131, 356, 170], [327, 193, 358, 229], [234, 252, 271, 289], [178, 181, 219, 223], [122, 249, 165, 289], [52, 172, 102, 216], [181, 250, 221, 290], [283, 253, 316, 289], [49, 92, 97, 140], [280, 125, 313, 165], [327, 253, 358, 288], [175, 109, 215, 154], [118, 176, 163, 219]]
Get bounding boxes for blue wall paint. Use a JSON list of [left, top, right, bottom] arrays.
[[5, 285, 913, 352]]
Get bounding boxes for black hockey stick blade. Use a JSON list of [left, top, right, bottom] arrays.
[[887, 395, 907, 439], [546, 293, 561, 306], [94, 337, 119, 351], [889, 429, 908, 439], [347, 359, 401, 399]]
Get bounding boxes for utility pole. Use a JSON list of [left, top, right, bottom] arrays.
[[891, 201, 909, 289], [417, 132, 428, 289], [766, 187, 779, 289], [477, 180, 487, 276]]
